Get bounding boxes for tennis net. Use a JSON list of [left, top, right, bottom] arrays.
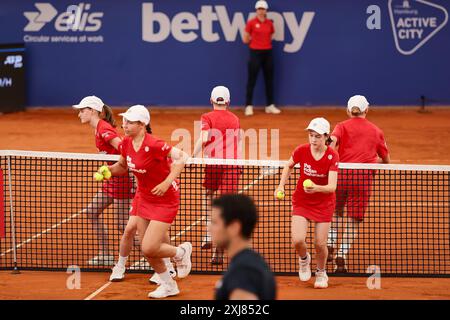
[[1, 150, 449, 277]]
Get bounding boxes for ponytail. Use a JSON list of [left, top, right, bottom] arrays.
[[325, 134, 333, 146], [145, 124, 152, 134], [101, 105, 117, 128]]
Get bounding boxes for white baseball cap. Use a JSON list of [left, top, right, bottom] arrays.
[[306, 117, 331, 135], [255, 0, 269, 9], [347, 95, 369, 112], [72, 95, 104, 112], [119, 105, 150, 125], [210, 86, 230, 105]]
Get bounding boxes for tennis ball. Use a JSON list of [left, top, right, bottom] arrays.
[[94, 172, 104, 181], [303, 179, 313, 188], [99, 165, 112, 179], [276, 190, 285, 200]]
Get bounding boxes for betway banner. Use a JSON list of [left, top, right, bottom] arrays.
[[0, 0, 449, 106]]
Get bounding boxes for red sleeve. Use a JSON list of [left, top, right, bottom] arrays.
[[271, 20, 275, 34], [291, 145, 302, 165], [99, 123, 119, 143], [376, 131, 389, 159], [201, 114, 212, 131], [329, 150, 340, 172], [153, 139, 172, 158], [120, 138, 128, 158], [331, 123, 342, 144], [245, 20, 252, 34]]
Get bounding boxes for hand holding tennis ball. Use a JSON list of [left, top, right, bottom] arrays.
[[303, 179, 313, 188], [274, 188, 285, 200], [99, 165, 112, 180], [303, 179, 316, 193]]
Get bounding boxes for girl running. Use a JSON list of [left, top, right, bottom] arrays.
[[105, 105, 192, 298]]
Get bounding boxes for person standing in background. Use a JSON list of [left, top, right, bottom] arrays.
[[243, 0, 281, 116]]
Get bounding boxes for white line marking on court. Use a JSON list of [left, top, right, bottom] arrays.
[[84, 171, 270, 300], [84, 282, 113, 301], [0, 210, 83, 257]]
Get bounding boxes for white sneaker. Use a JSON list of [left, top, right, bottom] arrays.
[[245, 105, 254, 116], [109, 264, 126, 282], [87, 255, 115, 266], [148, 281, 180, 299], [265, 104, 281, 114], [174, 242, 192, 279], [314, 270, 329, 289], [201, 234, 212, 250], [298, 253, 311, 281], [149, 263, 177, 285]]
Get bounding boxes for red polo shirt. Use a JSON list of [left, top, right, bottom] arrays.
[[245, 17, 274, 50]]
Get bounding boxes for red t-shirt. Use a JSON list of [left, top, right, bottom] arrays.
[[95, 119, 119, 155], [332, 118, 389, 163], [245, 17, 274, 50], [121, 134, 179, 204], [291, 144, 339, 210], [201, 110, 240, 159]]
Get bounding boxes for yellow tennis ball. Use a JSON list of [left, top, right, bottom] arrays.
[[94, 172, 104, 181], [99, 165, 112, 179], [103, 170, 112, 179], [303, 179, 313, 188], [276, 190, 285, 200]]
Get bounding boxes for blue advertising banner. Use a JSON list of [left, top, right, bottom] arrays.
[[0, 0, 449, 106]]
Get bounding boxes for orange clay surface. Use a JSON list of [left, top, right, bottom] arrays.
[[1, 106, 450, 300]]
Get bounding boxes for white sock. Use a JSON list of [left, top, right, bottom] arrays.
[[327, 228, 338, 247], [158, 270, 174, 285], [338, 226, 358, 256], [118, 255, 128, 267], [163, 257, 172, 267], [174, 246, 185, 260], [205, 219, 211, 237]]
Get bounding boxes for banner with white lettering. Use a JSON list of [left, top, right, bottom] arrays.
[[0, 0, 448, 106]]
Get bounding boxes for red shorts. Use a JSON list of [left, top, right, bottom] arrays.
[[335, 170, 374, 221], [130, 192, 179, 224], [292, 205, 334, 223], [203, 165, 242, 193]]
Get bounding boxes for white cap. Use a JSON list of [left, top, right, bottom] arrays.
[[347, 95, 369, 112], [72, 95, 104, 112], [210, 86, 230, 105], [306, 117, 331, 135], [255, 0, 269, 10], [119, 105, 150, 125]]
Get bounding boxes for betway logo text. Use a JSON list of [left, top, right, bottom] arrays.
[[24, 3, 103, 32], [142, 3, 315, 53]]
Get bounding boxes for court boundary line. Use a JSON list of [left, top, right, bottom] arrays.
[[0, 210, 84, 257]]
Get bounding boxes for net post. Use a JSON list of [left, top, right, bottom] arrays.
[[6, 156, 20, 274]]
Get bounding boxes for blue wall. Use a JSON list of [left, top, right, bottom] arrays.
[[1, 0, 449, 106]]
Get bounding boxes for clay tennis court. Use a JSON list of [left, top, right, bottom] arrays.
[[1, 107, 450, 300]]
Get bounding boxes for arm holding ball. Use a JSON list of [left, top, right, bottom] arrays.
[[274, 157, 295, 200]]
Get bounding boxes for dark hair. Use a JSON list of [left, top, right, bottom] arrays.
[[325, 134, 333, 146], [212, 194, 258, 239], [101, 105, 117, 128], [350, 106, 363, 116], [145, 124, 152, 134]]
